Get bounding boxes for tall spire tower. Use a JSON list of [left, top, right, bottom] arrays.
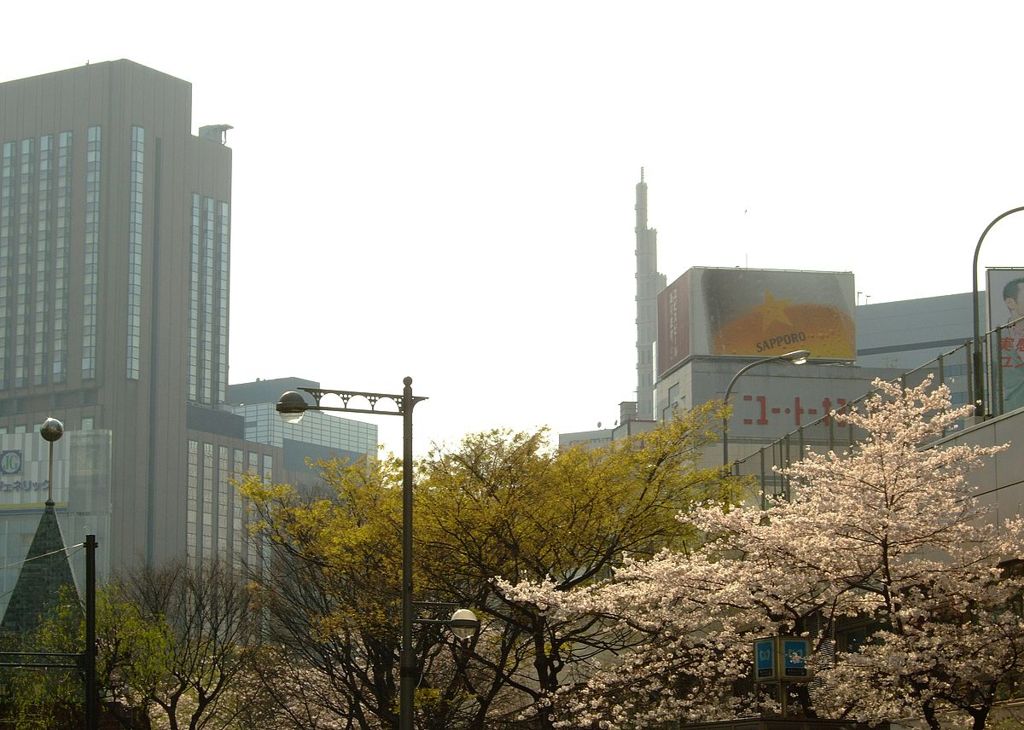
[[634, 168, 666, 420]]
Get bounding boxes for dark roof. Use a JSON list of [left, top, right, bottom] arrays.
[[1, 502, 79, 635]]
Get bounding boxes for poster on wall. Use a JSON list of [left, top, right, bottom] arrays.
[[656, 268, 856, 378], [696, 268, 856, 360], [986, 267, 1024, 414], [656, 270, 692, 378]]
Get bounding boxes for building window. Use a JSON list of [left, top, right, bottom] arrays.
[[126, 126, 144, 379], [217, 202, 229, 404], [201, 198, 215, 403], [81, 417, 94, 431], [13, 139, 33, 388], [233, 448, 245, 568], [218, 446, 229, 559], [202, 443, 214, 561], [188, 194, 201, 401], [82, 126, 101, 379], [52, 132, 71, 383], [187, 440, 199, 561], [0, 142, 14, 390], [32, 135, 53, 386]]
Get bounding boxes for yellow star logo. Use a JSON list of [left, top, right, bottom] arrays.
[[760, 291, 793, 328]]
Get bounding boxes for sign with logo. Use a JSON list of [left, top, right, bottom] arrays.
[[657, 268, 856, 378], [753, 635, 811, 683], [0, 434, 68, 508], [0, 451, 21, 475], [781, 637, 809, 678], [754, 637, 776, 680]]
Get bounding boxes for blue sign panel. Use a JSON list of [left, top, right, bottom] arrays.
[[754, 637, 776, 680], [782, 638, 809, 677]]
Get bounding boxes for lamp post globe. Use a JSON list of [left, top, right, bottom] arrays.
[[449, 609, 480, 641], [276, 390, 309, 424], [40, 417, 64, 443]]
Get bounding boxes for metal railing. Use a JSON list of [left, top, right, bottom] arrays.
[[731, 319, 1024, 502]]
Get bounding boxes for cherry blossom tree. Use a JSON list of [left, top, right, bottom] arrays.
[[498, 377, 1024, 729]]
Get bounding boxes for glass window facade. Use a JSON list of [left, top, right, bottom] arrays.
[[53, 132, 71, 383], [32, 135, 52, 386], [0, 142, 13, 389], [230, 402, 378, 454], [0, 132, 72, 391], [188, 194, 200, 401], [186, 440, 198, 559], [82, 125, 101, 379], [14, 139, 32, 387], [185, 438, 268, 568], [217, 202, 229, 404], [202, 443, 213, 558], [201, 199, 214, 402], [126, 126, 144, 379], [188, 196, 230, 406]]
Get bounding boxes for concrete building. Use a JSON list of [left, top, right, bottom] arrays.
[[0, 61, 375, 580], [855, 292, 974, 408]]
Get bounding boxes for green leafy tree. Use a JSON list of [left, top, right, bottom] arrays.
[[242, 401, 738, 729], [4, 561, 260, 730], [3, 581, 167, 729]]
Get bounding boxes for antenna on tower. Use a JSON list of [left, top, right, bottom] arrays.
[[640, 166, 645, 182]]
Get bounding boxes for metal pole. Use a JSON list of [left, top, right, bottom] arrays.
[[47, 439, 54, 504], [84, 534, 97, 730], [399, 377, 415, 730], [723, 355, 793, 466], [972, 206, 1024, 420]]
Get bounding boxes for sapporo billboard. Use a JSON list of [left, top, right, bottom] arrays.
[[986, 267, 1024, 413], [657, 268, 856, 378]]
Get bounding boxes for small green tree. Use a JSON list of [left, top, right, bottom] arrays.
[[3, 581, 168, 729]]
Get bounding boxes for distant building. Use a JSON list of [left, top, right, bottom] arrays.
[[227, 377, 378, 485], [0, 61, 376, 592], [855, 292, 974, 407]]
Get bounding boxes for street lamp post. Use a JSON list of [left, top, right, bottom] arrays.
[[972, 207, 1024, 420], [722, 350, 810, 468], [276, 377, 428, 730]]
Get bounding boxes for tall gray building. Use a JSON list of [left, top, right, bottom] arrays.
[[0, 60, 284, 572], [634, 169, 666, 420]]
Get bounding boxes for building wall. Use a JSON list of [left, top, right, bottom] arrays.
[[855, 292, 975, 409], [655, 357, 904, 466], [856, 292, 974, 366], [0, 60, 230, 570]]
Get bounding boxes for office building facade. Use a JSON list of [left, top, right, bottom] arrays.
[[0, 61, 376, 578], [0, 59, 242, 569]]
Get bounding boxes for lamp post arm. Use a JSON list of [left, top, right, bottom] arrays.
[[724, 356, 783, 405], [723, 355, 785, 468], [971, 206, 1024, 419]]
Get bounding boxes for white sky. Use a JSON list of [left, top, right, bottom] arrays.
[[6, 1, 1024, 455]]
